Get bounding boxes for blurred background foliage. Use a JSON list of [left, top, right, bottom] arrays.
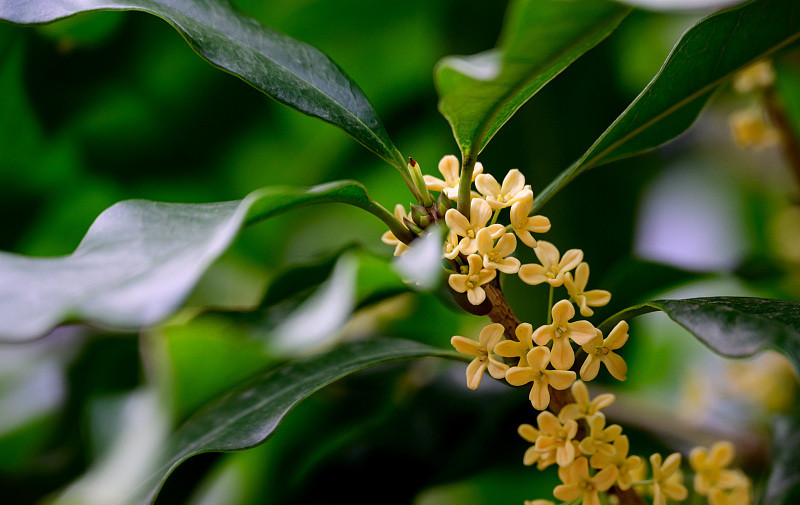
[[1, 1, 799, 504]]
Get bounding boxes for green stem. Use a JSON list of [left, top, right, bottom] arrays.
[[547, 285, 554, 324], [490, 209, 501, 226], [362, 200, 415, 244], [457, 152, 477, 219], [630, 480, 654, 486]]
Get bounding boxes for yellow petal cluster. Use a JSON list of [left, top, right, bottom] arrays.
[[690, 441, 752, 505]]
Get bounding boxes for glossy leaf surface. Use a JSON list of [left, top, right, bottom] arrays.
[[0, 0, 403, 167], [0, 181, 385, 341], [435, 0, 629, 159], [129, 338, 460, 505], [532, 0, 800, 211], [599, 297, 800, 371]]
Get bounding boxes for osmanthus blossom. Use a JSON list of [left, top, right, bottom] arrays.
[[380, 204, 410, 256], [589, 435, 643, 491], [510, 196, 551, 248], [532, 300, 596, 370], [533, 411, 579, 468], [495, 322, 534, 367], [577, 415, 622, 457], [443, 230, 462, 260], [651, 453, 689, 505], [444, 197, 505, 255], [558, 380, 615, 423], [476, 228, 520, 273], [580, 321, 628, 381], [518, 423, 558, 470], [709, 484, 752, 505], [423, 154, 484, 199], [450, 323, 508, 389], [519, 241, 583, 287], [448, 254, 496, 305], [690, 441, 747, 495], [475, 169, 532, 210], [506, 345, 576, 410], [553, 457, 618, 505], [564, 262, 611, 317]]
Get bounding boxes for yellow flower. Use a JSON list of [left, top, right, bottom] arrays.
[[450, 323, 509, 389], [732, 60, 775, 93], [651, 453, 688, 505], [729, 109, 778, 150], [558, 380, 615, 423], [506, 346, 576, 410], [474, 169, 532, 210], [532, 300, 596, 370], [495, 322, 534, 367], [709, 483, 752, 505], [448, 254, 496, 305], [553, 457, 618, 505], [510, 196, 550, 248], [689, 441, 746, 495], [443, 230, 462, 260], [519, 241, 582, 287], [477, 228, 520, 274], [564, 262, 611, 317], [518, 423, 558, 470], [590, 435, 643, 491], [577, 415, 622, 457], [580, 321, 628, 381], [524, 501, 555, 505], [423, 154, 483, 199], [380, 204, 410, 256], [534, 411, 579, 468], [444, 198, 505, 255]]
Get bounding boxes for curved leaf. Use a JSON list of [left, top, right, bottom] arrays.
[[127, 338, 460, 505], [532, 0, 800, 211], [435, 0, 630, 158], [599, 297, 800, 372], [0, 0, 404, 168], [0, 181, 395, 342]]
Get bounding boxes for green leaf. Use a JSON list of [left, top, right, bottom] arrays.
[[599, 297, 800, 372], [0, 181, 395, 342], [434, 0, 630, 159], [765, 416, 800, 505], [128, 338, 460, 505], [0, 0, 404, 169], [532, 0, 800, 211]]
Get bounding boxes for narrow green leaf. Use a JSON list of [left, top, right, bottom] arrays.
[[0, 181, 396, 341], [0, 0, 404, 168], [434, 0, 630, 159], [532, 0, 800, 211], [599, 297, 800, 372], [128, 338, 460, 505]]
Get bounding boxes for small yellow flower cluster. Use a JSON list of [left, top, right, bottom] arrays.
[[380, 156, 755, 505], [729, 60, 779, 150], [690, 442, 752, 505]]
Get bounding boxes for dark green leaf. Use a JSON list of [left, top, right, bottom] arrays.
[[764, 416, 800, 505], [435, 0, 629, 158], [128, 338, 460, 505], [599, 297, 800, 372], [533, 0, 800, 211], [0, 0, 404, 168], [0, 181, 392, 341]]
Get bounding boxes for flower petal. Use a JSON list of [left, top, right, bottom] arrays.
[[604, 351, 628, 381], [445, 208, 470, 235], [467, 286, 486, 305], [558, 248, 584, 272], [424, 175, 447, 191], [448, 273, 468, 293], [475, 174, 501, 198], [550, 338, 575, 370], [487, 358, 509, 379], [506, 366, 534, 386], [568, 320, 597, 345], [495, 340, 525, 358], [450, 335, 481, 356], [547, 370, 576, 390], [605, 321, 629, 349], [519, 264, 547, 285], [501, 169, 525, 196], [533, 241, 559, 268], [530, 380, 551, 410], [527, 345, 551, 371], [466, 359, 486, 389], [480, 323, 505, 348], [516, 323, 534, 348], [471, 197, 492, 227], [580, 355, 601, 381], [551, 299, 575, 325], [438, 154, 460, 184], [476, 227, 495, 255], [527, 215, 551, 233]]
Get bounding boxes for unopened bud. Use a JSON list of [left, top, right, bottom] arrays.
[[403, 217, 423, 235], [437, 191, 453, 215]]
